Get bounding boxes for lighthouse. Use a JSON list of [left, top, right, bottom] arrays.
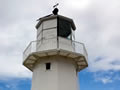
[[23, 8, 88, 90]]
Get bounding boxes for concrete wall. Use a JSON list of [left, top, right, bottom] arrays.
[[58, 37, 75, 52], [36, 18, 57, 51], [37, 38, 57, 51], [36, 18, 75, 52], [37, 23, 43, 40], [37, 18, 57, 40], [31, 56, 58, 90], [31, 56, 79, 90], [57, 56, 78, 90]]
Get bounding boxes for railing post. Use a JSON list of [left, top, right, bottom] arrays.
[[57, 36, 59, 49]]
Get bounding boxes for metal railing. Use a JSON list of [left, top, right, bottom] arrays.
[[23, 37, 88, 61]]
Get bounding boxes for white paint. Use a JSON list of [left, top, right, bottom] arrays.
[[36, 18, 57, 51], [37, 19, 57, 40], [57, 56, 78, 90], [37, 38, 57, 51], [43, 28, 57, 39], [31, 56, 78, 90], [37, 23, 42, 40], [59, 37, 74, 52], [29, 17, 87, 90], [37, 32, 42, 40], [43, 19, 57, 29], [36, 18, 75, 52]]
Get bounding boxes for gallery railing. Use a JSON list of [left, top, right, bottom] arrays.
[[23, 37, 88, 62]]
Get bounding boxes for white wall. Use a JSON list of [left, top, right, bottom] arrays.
[[36, 18, 57, 51], [36, 18, 76, 52], [31, 56, 58, 90], [37, 18, 57, 40], [37, 23, 43, 40], [59, 37, 75, 52], [31, 56, 79, 90], [57, 56, 78, 90], [37, 38, 57, 51], [43, 19, 57, 29]]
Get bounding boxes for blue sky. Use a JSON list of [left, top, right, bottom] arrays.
[[0, 70, 120, 90], [0, 0, 120, 90], [0, 78, 31, 90], [79, 70, 120, 90]]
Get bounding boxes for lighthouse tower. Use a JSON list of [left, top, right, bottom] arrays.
[[23, 9, 88, 90]]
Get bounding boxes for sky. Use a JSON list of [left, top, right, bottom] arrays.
[[0, 0, 120, 90]]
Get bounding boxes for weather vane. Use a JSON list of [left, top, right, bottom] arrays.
[[53, 3, 59, 8], [52, 3, 59, 15]]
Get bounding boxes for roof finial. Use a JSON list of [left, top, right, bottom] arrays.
[[52, 3, 59, 15]]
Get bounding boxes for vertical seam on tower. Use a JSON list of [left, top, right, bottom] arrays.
[[57, 16, 59, 49]]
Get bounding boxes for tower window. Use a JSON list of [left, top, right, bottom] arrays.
[[58, 18, 71, 38], [46, 63, 51, 70]]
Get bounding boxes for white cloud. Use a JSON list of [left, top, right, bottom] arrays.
[[71, 0, 120, 72], [0, 0, 120, 79], [89, 57, 120, 72], [94, 70, 120, 84], [65, 0, 91, 9], [97, 77, 113, 84]]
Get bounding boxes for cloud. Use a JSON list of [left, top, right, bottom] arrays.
[[69, 0, 120, 72], [94, 70, 120, 84], [0, 0, 57, 79], [98, 77, 113, 84], [0, 0, 120, 79]]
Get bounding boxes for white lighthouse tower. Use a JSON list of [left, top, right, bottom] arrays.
[[23, 9, 88, 90]]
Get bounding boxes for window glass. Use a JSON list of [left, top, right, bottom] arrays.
[[46, 63, 51, 70], [58, 18, 71, 38], [72, 30, 75, 40]]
